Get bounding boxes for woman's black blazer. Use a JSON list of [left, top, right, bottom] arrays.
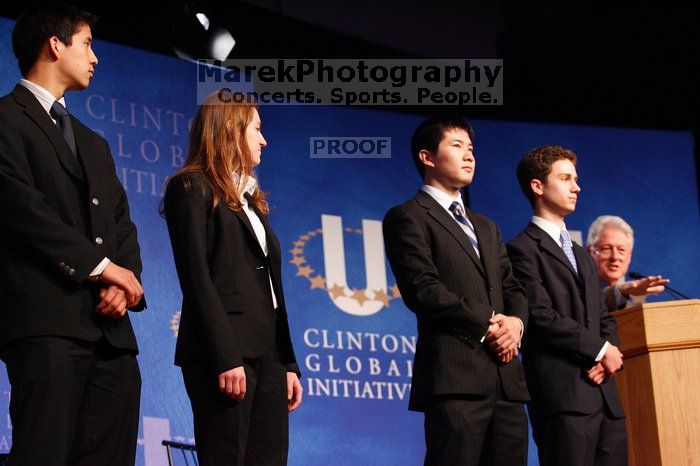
[[163, 173, 299, 375]]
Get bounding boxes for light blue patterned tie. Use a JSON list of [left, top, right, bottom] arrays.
[[560, 229, 578, 273], [449, 201, 480, 258]]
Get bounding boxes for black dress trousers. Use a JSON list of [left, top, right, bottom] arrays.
[[182, 340, 289, 466]]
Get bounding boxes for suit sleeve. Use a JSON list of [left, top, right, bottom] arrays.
[[102, 138, 146, 311], [595, 269, 620, 346], [507, 240, 607, 364], [602, 284, 627, 312], [495, 224, 528, 330], [603, 286, 617, 311], [0, 113, 103, 284], [277, 312, 301, 376], [383, 206, 490, 346], [269, 259, 300, 375], [599, 290, 620, 346], [164, 176, 243, 373]]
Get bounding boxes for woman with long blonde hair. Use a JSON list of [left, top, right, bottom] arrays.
[[163, 91, 302, 465]]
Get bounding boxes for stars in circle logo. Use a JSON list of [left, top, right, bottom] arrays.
[[289, 226, 401, 309]]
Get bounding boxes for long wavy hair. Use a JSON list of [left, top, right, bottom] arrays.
[[170, 91, 269, 216]]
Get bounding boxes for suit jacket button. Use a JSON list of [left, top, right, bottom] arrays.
[[95, 237, 103, 245], [91, 197, 99, 206], [68, 268, 75, 275], [586, 317, 592, 323], [489, 286, 493, 292]]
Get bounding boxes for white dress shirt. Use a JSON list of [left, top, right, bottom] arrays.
[[531, 216, 608, 362], [19, 79, 110, 278], [234, 173, 278, 309], [422, 185, 481, 257], [421, 184, 477, 232], [19, 79, 65, 122]]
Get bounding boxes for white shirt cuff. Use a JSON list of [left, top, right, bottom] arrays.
[[480, 310, 496, 343], [515, 317, 524, 348], [595, 341, 609, 362], [90, 257, 110, 277]]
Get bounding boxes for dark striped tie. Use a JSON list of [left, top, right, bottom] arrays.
[[449, 201, 480, 258]]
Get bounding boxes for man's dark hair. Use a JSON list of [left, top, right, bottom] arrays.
[[516, 145, 578, 207], [12, 3, 98, 76], [410, 115, 475, 180]]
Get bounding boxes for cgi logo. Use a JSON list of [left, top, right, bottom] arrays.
[[291, 215, 402, 317], [310, 137, 391, 159]]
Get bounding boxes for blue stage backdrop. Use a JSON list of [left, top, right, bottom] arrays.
[[1, 16, 698, 465]]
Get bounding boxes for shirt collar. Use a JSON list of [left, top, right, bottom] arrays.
[[421, 184, 464, 213], [19, 79, 66, 116], [232, 172, 257, 203], [531, 215, 569, 247]]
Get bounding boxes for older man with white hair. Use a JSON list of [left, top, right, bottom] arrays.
[[586, 215, 669, 310]]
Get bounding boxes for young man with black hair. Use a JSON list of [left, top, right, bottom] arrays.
[[507, 146, 627, 466], [383, 116, 529, 465], [0, 3, 145, 464]]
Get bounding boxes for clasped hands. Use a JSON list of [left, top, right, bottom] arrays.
[[218, 366, 303, 413], [586, 343, 623, 385], [94, 262, 144, 319], [485, 314, 523, 363]]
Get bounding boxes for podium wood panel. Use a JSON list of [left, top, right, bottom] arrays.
[[613, 299, 700, 466]]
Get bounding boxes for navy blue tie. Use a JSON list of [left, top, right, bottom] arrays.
[[50, 101, 77, 157]]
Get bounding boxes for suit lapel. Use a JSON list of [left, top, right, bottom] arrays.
[[72, 118, 97, 178], [416, 190, 485, 277], [572, 242, 589, 297], [12, 85, 85, 182], [256, 207, 280, 262], [249, 198, 284, 301], [233, 207, 266, 258], [526, 222, 582, 285], [466, 209, 497, 285]]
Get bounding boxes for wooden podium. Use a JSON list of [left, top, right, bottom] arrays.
[[612, 299, 700, 466]]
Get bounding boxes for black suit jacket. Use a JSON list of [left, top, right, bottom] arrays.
[[0, 85, 144, 352], [506, 222, 624, 418], [163, 173, 299, 375], [383, 190, 530, 411]]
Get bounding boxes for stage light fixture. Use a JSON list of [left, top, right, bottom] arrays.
[[172, 3, 235, 61]]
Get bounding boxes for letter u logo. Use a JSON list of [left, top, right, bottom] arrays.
[[321, 215, 388, 316]]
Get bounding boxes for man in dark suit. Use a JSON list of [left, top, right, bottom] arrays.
[[507, 145, 627, 466], [383, 116, 530, 466], [586, 215, 668, 311], [0, 4, 145, 465]]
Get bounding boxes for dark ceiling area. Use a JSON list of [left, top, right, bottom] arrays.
[[1, 1, 698, 133]]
